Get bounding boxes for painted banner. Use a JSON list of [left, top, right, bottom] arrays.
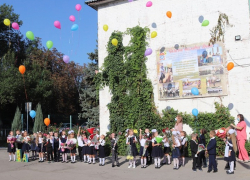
[[156, 43, 228, 100], [16, 149, 22, 162]]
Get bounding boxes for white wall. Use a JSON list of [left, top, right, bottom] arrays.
[[97, 0, 250, 138]]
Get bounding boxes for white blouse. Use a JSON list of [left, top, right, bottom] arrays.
[[99, 139, 105, 146]]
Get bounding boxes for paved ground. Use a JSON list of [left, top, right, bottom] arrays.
[[0, 149, 249, 180]]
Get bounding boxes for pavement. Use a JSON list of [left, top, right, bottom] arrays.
[[0, 149, 249, 180]]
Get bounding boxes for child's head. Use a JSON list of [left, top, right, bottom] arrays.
[[62, 130, 66, 135], [100, 134, 105, 139], [209, 130, 216, 138], [82, 133, 86, 139], [110, 133, 115, 139], [176, 115, 183, 124], [33, 132, 37, 137], [16, 130, 20, 135], [49, 132, 54, 136], [128, 129, 134, 136], [23, 131, 27, 137], [9, 131, 13, 136], [54, 132, 58, 137], [38, 132, 42, 137], [145, 129, 150, 134], [181, 131, 186, 137], [200, 128, 207, 135], [69, 131, 75, 138], [153, 131, 158, 137], [47, 134, 50, 139], [191, 133, 197, 140]]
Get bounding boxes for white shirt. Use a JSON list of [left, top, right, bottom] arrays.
[[88, 140, 94, 146], [99, 139, 105, 146], [181, 136, 187, 145], [162, 138, 170, 147], [24, 136, 30, 143], [174, 136, 180, 147], [140, 139, 146, 146], [77, 136, 84, 147]]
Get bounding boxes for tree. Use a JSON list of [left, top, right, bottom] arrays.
[[11, 106, 22, 135], [78, 44, 99, 127], [33, 103, 45, 133]]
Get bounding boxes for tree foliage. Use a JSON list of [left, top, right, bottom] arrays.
[[33, 103, 45, 133], [11, 106, 22, 135]]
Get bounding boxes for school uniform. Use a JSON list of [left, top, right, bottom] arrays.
[[162, 139, 171, 154], [207, 137, 217, 172], [67, 138, 77, 153], [151, 137, 163, 158], [30, 136, 37, 151], [111, 138, 119, 166], [126, 136, 138, 156], [7, 136, 16, 153], [190, 140, 201, 170], [99, 139, 105, 158], [198, 134, 207, 166], [139, 138, 148, 157], [180, 136, 187, 157], [37, 137, 46, 153], [82, 138, 88, 155], [172, 137, 180, 158], [59, 135, 69, 153], [77, 136, 84, 161], [53, 137, 60, 161], [22, 136, 30, 153], [146, 133, 152, 164], [224, 140, 236, 162], [15, 134, 23, 150], [46, 138, 54, 161], [88, 140, 95, 155]]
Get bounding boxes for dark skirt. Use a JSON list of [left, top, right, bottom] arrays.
[[70, 147, 76, 154], [22, 143, 30, 152], [7, 143, 16, 153], [82, 146, 88, 155], [17, 143, 23, 149], [164, 147, 171, 154], [60, 147, 69, 153], [224, 150, 236, 162], [180, 145, 186, 156], [99, 145, 105, 158], [172, 147, 180, 158], [152, 146, 163, 158], [139, 146, 148, 157], [30, 143, 37, 151], [89, 146, 94, 155], [131, 146, 138, 156], [37, 144, 46, 153]]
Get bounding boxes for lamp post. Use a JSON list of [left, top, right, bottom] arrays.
[[25, 102, 32, 132]]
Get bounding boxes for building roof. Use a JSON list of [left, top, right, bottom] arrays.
[[85, 0, 122, 10]]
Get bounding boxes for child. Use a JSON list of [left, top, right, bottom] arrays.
[[36, 132, 45, 162], [77, 127, 84, 162], [22, 131, 30, 162], [152, 129, 163, 169], [53, 132, 60, 162], [198, 128, 207, 167], [59, 130, 68, 163], [206, 130, 218, 173], [162, 135, 171, 165], [82, 134, 88, 163], [224, 129, 237, 174], [15, 130, 23, 151], [190, 133, 202, 172], [30, 132, 37, 161], [139, 129, 148, 168], [98, 134, 106, 166], [67, 130, 77, 163], [171, 131, 181, 170], [88, 134, 95, 164], [7, 131, 16, 162], [126, 129, 138, 168], [45, 134, 54, 163], [180, 131, 188, 167], [110, 133, 119, 167]]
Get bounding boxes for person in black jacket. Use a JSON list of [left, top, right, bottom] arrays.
[[206, 130, 217, 173], [53, 132, 60, 162], [110, 133, 119, 167], [145, 129, 152, 165], [198, 128, 207, 167], [45, 134, 54, 163], [190, 133, 202, 171]]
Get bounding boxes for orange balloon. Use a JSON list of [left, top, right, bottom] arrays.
[[227, 62, 234, 71], [19, 65, 26, 74], [166, 11, 172, 18], [44, 118, 50, 126]]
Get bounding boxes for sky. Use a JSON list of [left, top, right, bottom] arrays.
[[3, 0, 98, 65]]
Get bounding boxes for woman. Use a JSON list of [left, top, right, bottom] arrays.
[[230, 114, 249, 162], [172, 115, 183, 132]]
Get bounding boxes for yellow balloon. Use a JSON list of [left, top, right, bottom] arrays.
[[151, 31, 157, 38], [112, 38, 118, 46], [4, 19, 10, 26], [103, 24, 108, 32]]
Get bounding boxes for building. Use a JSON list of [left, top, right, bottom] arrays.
[[86, 0, 250, 138]]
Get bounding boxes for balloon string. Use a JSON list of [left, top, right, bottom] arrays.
[[22, 74, 28, 100]]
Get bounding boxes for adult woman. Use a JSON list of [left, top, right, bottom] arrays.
[[172, 115, 183, 132], [230, 114, 249, 162]]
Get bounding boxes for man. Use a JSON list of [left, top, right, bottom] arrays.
[[145, 129, 152, 165], [94, 129, 100, 160]]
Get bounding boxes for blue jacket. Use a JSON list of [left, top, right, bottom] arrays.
[[198, 134, 206, 147], [207, 138, 216, 155]]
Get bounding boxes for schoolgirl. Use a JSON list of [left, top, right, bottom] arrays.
[[224, 129, 237, 174], [98, 134, 106, 166], [36, 132, 45, 162], [7, 131, 16, 161], [198, 128, 207, 167], [53, 132, 60, 162], [126, 129, 138, 168], [139, 129, 148, 168], [151, 129, 163, 168], [110, 133, 119, 167], [180, 131, 188, 167], [67, 130, 77, 163], [162, 135, 171, 165], [30, 132, 37, 160], [88, 134, 96, 164], [82, 134, 88, 163], [59, 130, 69, 163], [22, 131, 30, 161], [172, 131, 181, 170], [77, 127, 84, 162]]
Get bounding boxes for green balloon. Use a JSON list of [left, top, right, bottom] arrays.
[[26, 31, 34, 40], [202, 20, 209, 26], [46, 40, 53, 49]]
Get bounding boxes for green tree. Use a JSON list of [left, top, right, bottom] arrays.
[[33, 103, 45, 133], [11, 106, 22, 135]]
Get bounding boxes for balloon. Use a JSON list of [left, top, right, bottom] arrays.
[[69, 15, 75, 22], [151, 31, 157, 38], [4, 19, 10, 26], [71, 24, 79, 31], [166, 11, 172, 18], [145, 48, 152, 56], [63, 55, 70, 64], [112, 39, 118, 46], [146, 1, 152, 7], [75, 4, 82, 11], [202, 20, 209, 26], [228, 103, 234, 110], [54, 21, 61, 29], [103, 24, 108, 31], [192, 108, 199, 116], [151, 22, 157, 28], [227, 62, 234, 71], [29, 110, 36, 118], [191, 87, 199, 95], [198, 16, 204, 23], [19, 65, 26, 75], [174, 44, 179, 50], [46, 40, 53, 49], [87, 127, 95, 134], [44, 118, 50, 126], [160, 47, 165, 53], [26, 31, 34, 40], [12, 22, 19, 30]]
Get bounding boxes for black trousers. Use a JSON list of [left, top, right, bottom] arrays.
[[111, 150, 119, 165], [193, 156, 201, 169], [208, 155, 217, 171], [78, 146, 83, 160], [199, 151, 206, 166], [47, 148, 53, 161], [147, 147, 152, 164], [54, 147, 59, 161]]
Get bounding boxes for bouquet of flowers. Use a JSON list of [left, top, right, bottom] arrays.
[[126, 144, 133, 160], [198, 144, 205, 152], [16, 135, 23, 144], [7, 136, 16, 149], [113, 132, 122, 150], [60, 143, 66, 152], [142, 139, 150, 156], [215, 127, 226, 138], [162, 127, 172, 142], [66, 140, 75, 150]]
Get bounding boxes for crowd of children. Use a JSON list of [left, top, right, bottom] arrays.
[[7, 116, 238, 175]]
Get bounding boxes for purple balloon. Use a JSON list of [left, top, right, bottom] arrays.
[[145, 48, 153, 56], [63, 55, 70, 64]]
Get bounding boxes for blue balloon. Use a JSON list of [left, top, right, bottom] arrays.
[[29, 110, 36, 118], [192, 108, 199, 116], [71, 24, 79, 31], [191, 87, 199, 95]]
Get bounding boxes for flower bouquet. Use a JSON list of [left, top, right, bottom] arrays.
[[198, 144, 205, 152], [7, 136, 16, 149], [16, 136, 23, 144], [162, 127, 172, 142], [60, 143, 66, 152], [142, 139, 149, 156], [215, 127, 226, 138], [126, 144, 133, 160], [66, 140, 75, 150], [113, 132, 122, 150]]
